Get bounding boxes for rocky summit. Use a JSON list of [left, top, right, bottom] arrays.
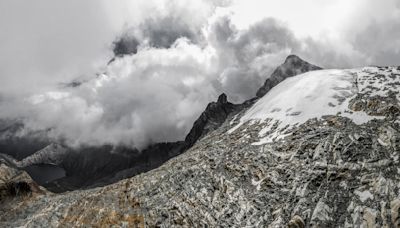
[[255, 55, 322, 98], [1, 63, 400, 227]]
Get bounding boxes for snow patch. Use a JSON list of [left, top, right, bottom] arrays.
[[230, 68, 390, 144]]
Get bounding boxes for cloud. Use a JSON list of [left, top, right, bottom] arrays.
[[1, 39, 219, 148], [0, 0, 227, 95], [208, 17, 299, 100], [113, 16, 203, 56], [112, 0, 229, 56], [1, 13, 297, 148], [0, 0, 118, 96], [0, 0, 399, 149], [352, 19, 400, 66]]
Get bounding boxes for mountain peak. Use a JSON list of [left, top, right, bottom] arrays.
[[283, 54, 319, 68], [256, 55, 322, 98], [217, 93, 228, 104], [284, 54, 302, 62]]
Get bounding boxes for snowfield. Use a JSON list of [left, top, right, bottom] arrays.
[[230, 67, 399, 144]]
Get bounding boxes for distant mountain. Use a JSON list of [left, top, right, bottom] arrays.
[[0, 120, 50, 160]]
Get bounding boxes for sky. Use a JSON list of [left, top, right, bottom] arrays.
[[0, 0, 399, 149]]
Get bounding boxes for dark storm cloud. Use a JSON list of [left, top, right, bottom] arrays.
[[139, 16, 202, 48], [113, 35, 141, 57], [112, 0, 230, 56], [113, 16, 202, 56]]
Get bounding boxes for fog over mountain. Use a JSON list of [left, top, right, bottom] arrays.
[[0, 0, 399, 149]]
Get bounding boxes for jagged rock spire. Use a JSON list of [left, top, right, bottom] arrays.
[[217, 93, 228, 104]]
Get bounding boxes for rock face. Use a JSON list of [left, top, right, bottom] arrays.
[[256, 55, 322, 98], [0, 163, 47, 203], [1, 66, 399, 227], [184, 93, 237, 147]]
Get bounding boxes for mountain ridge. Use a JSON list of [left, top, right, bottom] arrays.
[[0, 55, 322, 192], [1, 65, 399, 227]]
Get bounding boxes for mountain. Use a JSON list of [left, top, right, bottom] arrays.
[[0, 56, 321, 192], [256, 54, 322, 98], [0, 93, 241, 192], [3, 55, 318, 192], [1, 63, 399, 227], [5, 143, 67, 168]]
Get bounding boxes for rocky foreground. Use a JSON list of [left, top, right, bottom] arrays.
[[1, 66, 400, 227]]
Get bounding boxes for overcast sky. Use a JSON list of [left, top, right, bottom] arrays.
[[0, 0, 399, 148]]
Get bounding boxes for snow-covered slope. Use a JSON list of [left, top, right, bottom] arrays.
[[16, 143, 67, 167], [0, 143, 67, 168], [230, 67, 400, 144]]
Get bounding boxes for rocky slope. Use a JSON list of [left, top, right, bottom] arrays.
[[0, 162, 47, 205], [1, 65, 399, 227]]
